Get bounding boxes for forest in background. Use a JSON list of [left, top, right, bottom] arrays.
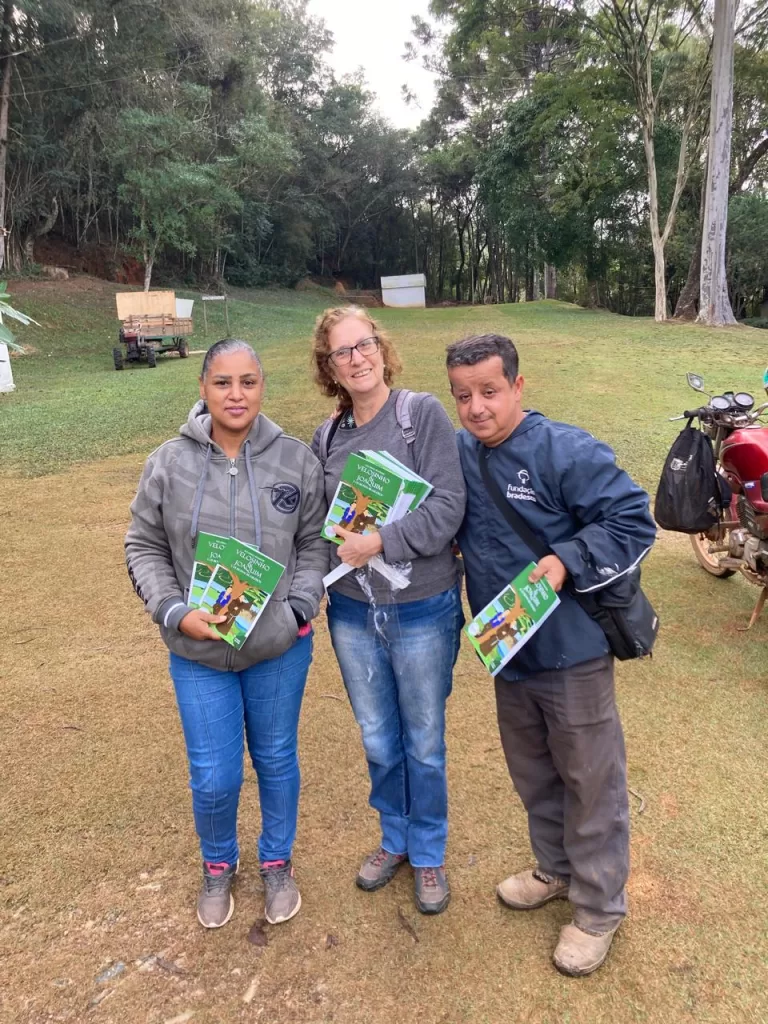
[[2, 0, 767, 319]]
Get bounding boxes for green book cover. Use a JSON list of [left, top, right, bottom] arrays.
[[362, 450, 433, 516], [321, 452, 404, 544], [465, 562, 560, 676], [188, 532, 230, 608], [198, 540, 285, 649]]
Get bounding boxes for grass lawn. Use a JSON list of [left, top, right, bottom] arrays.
[[1, 278, 767, 1024]]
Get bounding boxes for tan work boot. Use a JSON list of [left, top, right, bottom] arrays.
[[553, 922, 620, 977], [496, 868, 569, 909]]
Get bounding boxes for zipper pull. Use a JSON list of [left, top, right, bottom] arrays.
[[228, 458, 239, 477]]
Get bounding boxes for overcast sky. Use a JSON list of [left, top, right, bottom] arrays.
[[305, 0, 439, 129]]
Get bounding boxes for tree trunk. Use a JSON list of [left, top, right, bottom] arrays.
[[674, 235, 702, 320], [642, 123, 670, 321], [697, 0, 738, 326], [0, 1, 13, 274], [143, 241, 154, 292], [21, 197, 59, 266], [544, 263, 557, 299]]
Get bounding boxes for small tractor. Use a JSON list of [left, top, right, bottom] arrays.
[[113, 291, 193, 369]]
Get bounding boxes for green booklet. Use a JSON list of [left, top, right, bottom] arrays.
[[321, 452, 405, 544], [198, 539, 285, 649], [361, 450, 433, 517], [465, 562, 560, 676], [188, 532, 231, 608]]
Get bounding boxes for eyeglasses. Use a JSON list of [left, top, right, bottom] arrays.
[[326, 336, 380, 367]]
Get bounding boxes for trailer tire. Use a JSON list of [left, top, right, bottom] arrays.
[[146, 346, 157, 368], [113, 346, 124, 371], [178, 338, 189, 358]]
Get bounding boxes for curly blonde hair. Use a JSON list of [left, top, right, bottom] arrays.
[[312, 306, 402, 409]]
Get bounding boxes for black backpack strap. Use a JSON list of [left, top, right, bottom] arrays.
[[317, 412, 343, 465], [478, 447, 550, 561]]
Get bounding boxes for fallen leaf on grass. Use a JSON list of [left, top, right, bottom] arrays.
[[397, 907, 419, 943], [324, 933, 339, 948], [247, 919, 268, 947]]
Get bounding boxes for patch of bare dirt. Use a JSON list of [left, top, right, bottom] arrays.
[[1, 459, 766, 1024]]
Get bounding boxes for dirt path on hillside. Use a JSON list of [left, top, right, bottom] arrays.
[[1, 460, 766, 1024]]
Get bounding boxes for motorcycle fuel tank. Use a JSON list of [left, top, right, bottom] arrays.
[[721, 426, 768, 512]]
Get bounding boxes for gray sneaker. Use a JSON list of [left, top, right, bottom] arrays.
[[260, 859, 301, 924], [356, 847, 408, 892], [414, 866, 450, 914], [197, 859, 238, 929]]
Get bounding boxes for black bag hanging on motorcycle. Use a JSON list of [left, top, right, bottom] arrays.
[[654, 422, 722, 533]]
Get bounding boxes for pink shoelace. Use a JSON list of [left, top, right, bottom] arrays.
[[419, 867, 440, 889]]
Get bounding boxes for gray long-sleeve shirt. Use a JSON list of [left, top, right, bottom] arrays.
[[312, 390, 466, 604]]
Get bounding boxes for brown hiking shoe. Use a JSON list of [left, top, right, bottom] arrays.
[[496, 868, 569, 910], [356, 847, 408, 892], [553, 922, 620, 976], [197, 859, 238, 929], [414, 866, 450, 915], [260, 860, 301, 925]]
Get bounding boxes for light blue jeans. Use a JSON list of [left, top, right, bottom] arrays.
[[169, 631, 312, 865], [327, 585, 463, 867]]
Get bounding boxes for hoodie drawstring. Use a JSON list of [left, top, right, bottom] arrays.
[[244, 439, 263, 550], [190, 443, 213, 540], [190, 439, 262, 549]]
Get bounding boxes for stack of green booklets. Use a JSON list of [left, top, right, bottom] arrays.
[[465, 562, 560, 676], [188, 532, 285, 649], [320, 450, 433, 590], [321, 450, 432, 544]]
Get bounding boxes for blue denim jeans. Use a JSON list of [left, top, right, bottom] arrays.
[[327, 585, 463, 867], [168, 631, 312, 865]]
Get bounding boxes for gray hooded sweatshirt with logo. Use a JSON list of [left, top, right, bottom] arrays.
[[125, 401, 328, 672]]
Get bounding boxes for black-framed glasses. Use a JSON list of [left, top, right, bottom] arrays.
[[327, 336, 380, 367]]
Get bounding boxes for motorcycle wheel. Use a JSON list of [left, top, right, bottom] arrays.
[[690, 531, 736, 577]]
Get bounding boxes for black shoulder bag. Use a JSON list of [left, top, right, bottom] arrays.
[[478, 451, 659, 661]]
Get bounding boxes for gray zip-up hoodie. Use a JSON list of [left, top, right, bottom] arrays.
[[125, 401, 328, 671]]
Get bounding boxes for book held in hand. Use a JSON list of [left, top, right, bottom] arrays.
[[320, 449, 433, 590], [188, 532, 230, 608], [321, 452, 412, 543], [198, 539, 285, 649], [465, 562, 560, 676]]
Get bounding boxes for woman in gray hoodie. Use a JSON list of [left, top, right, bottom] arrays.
[[125, 339, 327, 930], [311, 307, 466, 915]]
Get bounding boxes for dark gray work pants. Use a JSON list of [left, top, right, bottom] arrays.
[[495, 655, 629, 933]]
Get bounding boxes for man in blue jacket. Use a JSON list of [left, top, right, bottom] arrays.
[[446, 334, 656, 977]]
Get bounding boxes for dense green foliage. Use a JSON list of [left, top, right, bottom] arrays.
[[2, 0, 767, 316]]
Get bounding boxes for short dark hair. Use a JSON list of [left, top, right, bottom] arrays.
[[445, 334, 520, 382], [201, 339, 263, 381]]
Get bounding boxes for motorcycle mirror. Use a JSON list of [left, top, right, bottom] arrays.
[[687, 373, 706, 392]]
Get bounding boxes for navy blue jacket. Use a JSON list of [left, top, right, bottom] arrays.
[[456, 411, 657, 681]]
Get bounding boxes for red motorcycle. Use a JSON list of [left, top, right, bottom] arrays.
[[672, 371, 768, 628]]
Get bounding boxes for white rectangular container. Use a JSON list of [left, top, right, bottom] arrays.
[[380, 274, 426, 308]]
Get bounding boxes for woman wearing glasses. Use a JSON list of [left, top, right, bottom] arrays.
[[311, 306, 465, 915]]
